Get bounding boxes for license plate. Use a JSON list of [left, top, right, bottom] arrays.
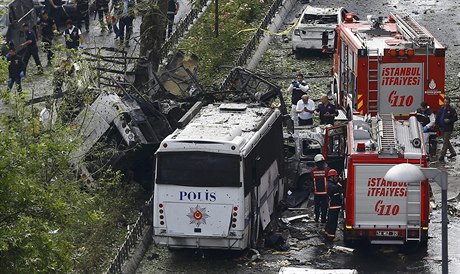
[[376, 231, 399, 237]]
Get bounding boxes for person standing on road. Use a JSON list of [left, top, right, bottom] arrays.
[[288, 73, 309, 123], [436, 97, 458, 161], [96, 0, 112, 33], [324, 169, 343, 241], [20, 23, 43, 75], [417, 101, 436, 132], [37, 10, 57, 67], [315, 95, 338, 125], [311, 154, 330, 223], [63, 20, 84, 50], [296, 94, 315, 126], [7, 47, 25, 92], [44, 0, 60, 21], [114, 0, 135, 47], [76, 0, 90, 33], [167, 0, 179, 38], [416, 101, 437, 157]]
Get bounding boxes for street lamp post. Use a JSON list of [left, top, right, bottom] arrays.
[[384, 163, 448, 274]]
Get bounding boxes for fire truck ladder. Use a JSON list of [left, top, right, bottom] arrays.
[[377, 114, 398, 154], [367, 49, 380, 113], [406, 181, 422, 241], [391, 12, 434, 46]]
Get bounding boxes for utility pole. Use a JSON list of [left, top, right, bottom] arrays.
[[214, 0, 218, 37]]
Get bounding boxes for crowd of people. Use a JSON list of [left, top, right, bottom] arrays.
[[5, 0, 180, 92]]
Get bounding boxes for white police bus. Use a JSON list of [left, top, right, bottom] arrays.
[[153, 102, 285, 249]]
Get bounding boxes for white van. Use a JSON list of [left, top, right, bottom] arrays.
[[291, 6, 348, 54]]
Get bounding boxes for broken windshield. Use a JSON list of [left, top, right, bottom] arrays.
[[301, 14, 338, 24]]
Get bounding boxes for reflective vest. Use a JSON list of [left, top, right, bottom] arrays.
[[311, 167, 329, 195], [327, 180, 343, 209]]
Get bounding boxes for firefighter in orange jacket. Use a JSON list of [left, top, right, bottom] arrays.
[[311, 154, 329, 223], [324, 169, 343, 240]]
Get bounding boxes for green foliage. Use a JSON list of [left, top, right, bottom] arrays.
[[0, 35, 7, 83], [0, 94, 144, 273], [178, 0, 271, 86]]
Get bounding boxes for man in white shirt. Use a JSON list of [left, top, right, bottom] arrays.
[[287, 73, 309, 123], [296, 94, 315, 126]]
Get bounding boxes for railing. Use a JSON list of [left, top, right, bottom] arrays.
[[159, 0, 209, 60], [105, 195, 154, 274], [223, 0, 284, 89]]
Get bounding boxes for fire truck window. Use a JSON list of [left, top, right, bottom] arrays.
[[328, 135, 345, 156], [302, 139, 321, 158], [341, 9, 348, 21]]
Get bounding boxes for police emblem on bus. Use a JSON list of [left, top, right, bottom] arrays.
[[187, 205, 209, 226]]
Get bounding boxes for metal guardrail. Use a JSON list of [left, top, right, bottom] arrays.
[[160, 0, 209, 60], [223, 0, 284, 89], [105, 195, 153, 274]]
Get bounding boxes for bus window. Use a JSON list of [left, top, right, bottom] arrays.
[[157, 152, 240, 187]]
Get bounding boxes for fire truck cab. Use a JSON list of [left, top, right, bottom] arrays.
[[327, 114, 430, 245], [332, 12, 446, 117]]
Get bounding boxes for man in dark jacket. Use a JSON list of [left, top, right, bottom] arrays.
[[167, 0, 179, 38], [324, 169, 342, 241], [37, 10, 57, 66], [76, 0, 90, 33], [315, 95, 339, 125], [436, 97, 458, 161], [96, 0, 111, 33], [311, 154, 330, 223], [20, 23, 43, 74], [7, 47, 25, 92]]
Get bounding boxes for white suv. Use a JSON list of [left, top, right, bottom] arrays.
[[291, 5, 348, 54]]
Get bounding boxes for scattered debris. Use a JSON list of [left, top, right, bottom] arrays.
[[247, 248, 261, 262], [265, 233, 290, 251], [333, 246, 354, 253], [280, 214, 310, 224]]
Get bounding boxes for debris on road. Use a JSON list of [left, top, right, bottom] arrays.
[[280, 214, 310, 224], [265, 233, 290, 251], [333, 246, 354, 253]]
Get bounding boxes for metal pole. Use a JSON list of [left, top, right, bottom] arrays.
[[214, 0, 219, 37], [441, 171, 448, 274]]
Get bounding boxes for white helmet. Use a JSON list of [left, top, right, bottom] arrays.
[[314, 154, 325, 162]]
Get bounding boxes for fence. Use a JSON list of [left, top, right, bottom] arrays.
[[159, 0, 209, 60], [105, 195, 153, 274], [222, 0, 284, 89]]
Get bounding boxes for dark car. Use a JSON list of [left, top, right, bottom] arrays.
[[33, 0, 78, 24], [1, 0, 37, 54]]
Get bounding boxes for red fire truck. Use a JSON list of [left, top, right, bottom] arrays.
[[324, 114, 430, 245], [331, 12, 446, 117]]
